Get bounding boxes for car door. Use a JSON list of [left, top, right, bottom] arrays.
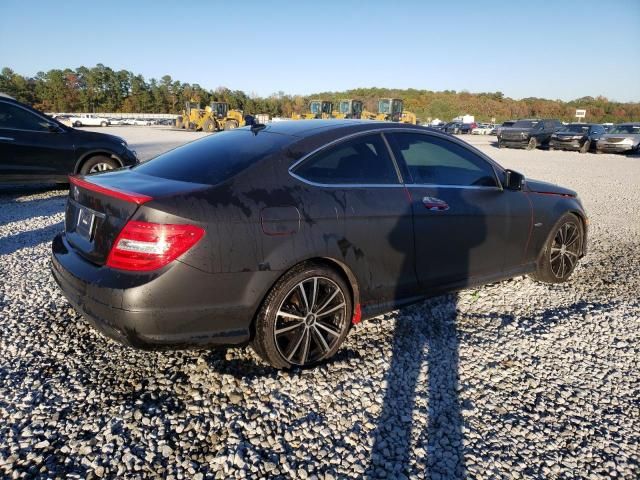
[[386, 131, 530, 291], [290, 132, 418, 308], [0, 100, 76, 182]]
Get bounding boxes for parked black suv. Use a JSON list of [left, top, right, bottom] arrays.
[[443, 122, 463, 134], [498, 119, 563, 150], [549, 123, 606, 153], [0, 94, 138, 184]]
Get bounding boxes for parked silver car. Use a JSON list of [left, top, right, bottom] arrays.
[[596, 123, 640, 154]]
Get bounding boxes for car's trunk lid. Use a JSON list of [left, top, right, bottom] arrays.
[[65, 170, 208, 265]]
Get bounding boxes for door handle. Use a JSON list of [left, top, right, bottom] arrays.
[[422, 196, 449, 211], [0, 137, 15, 142]]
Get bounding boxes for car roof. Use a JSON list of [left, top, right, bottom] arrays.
[[246, 119, 431, 138]]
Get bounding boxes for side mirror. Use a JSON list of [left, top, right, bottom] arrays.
[[46, 122, 63, 133], [504, 169, 524, 191]]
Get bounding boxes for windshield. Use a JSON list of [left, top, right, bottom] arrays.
[[610, 124, 640, 134], [513, 120, 539, 129], [378, 99, 391, 114], [392, 100, 403, 114], [562, 125, 589, 133], [310, 102, 321, 114], [339, 101, 350, 113]]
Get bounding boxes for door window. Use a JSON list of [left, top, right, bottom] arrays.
[[0, 102, 50, 131], [293, 134, 399, 185], [388, 132, 498, 187]]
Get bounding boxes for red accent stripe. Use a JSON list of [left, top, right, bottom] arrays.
[[69, 175, 153, 205]]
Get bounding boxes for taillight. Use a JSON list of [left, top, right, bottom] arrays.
[[106, 221, 205, 271]]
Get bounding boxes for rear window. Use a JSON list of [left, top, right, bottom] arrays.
[[133, 130, 293, 184]]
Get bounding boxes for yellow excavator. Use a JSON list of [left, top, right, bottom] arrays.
[[176, 101, 245, 131], [363, 98, 418, 124], [333, 99, 364, 119], [292, 100, 334, 120]]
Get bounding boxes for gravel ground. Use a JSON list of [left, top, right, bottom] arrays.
[[0, 128, 639, 479]]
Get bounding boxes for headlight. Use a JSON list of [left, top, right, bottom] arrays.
[[521, 132, 529, 138], [572, 135, 583, 140], [621, 138, 633, 144]]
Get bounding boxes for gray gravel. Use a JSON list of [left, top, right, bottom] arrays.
[[1, 129, 639, 479]]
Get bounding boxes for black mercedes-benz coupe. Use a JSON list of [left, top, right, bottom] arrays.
[[51, 120, 588, 369], [0, 95, 138, 184]]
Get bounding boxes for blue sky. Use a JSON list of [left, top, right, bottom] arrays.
[[1, 0, 639, 101]]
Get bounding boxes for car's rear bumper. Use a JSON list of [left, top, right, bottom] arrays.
[[51, 233, 276, 350]]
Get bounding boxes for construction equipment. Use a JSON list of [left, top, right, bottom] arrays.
[[292, 100, 334, 120], [333, 99, 363, 119], [363, 98, 419, 124], [175, 101, 245, 131]]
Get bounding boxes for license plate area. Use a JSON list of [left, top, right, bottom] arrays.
[[76, 206, 96, 240]]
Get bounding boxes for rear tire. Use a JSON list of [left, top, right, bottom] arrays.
[[224, 120, 238, 131], [579, 140, 591, 154], [251, 263, 352, 369], [73, 121, 82, 127], [531, 213, 584, 284], [100, 121, 108, 127], [80, 155, 119, 175], [526, 137, 538, 150]]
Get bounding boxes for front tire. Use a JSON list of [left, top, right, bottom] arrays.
[[80, 155, 119, 175], [579, 139, 591, 154], [252, 264, 352, 369], [526, 137, 538, 150], [531, 213, 584, 284]]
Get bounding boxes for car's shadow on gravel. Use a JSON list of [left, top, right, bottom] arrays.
[[203, 346, 363, 380], [0, 221, 64, 255]]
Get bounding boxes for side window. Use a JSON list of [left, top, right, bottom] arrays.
[[293, 134, 399, 185], [0, 102, 49, 131], [389, 133, 498, 187]]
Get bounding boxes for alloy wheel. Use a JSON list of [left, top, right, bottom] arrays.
[[273, 276, 347, 366], [550, 222, 581, 279], [88, 162, 115, 173]]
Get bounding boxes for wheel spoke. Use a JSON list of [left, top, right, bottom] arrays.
[[316, 288, 339, 314], [566, 229, 579, 247], [310, 277, 318, 312], [298, 283, 310, 314], [316, 321, 341, 337], [316, 302, 345, 318], [286, 328, 306, 361], [312, 325, 331, 354], [300, 329, 311, 364], [275, 321, 304, 335], [564, 252, 575, 269], [550, 251, 561, 262], [277, 311, 305, 321]]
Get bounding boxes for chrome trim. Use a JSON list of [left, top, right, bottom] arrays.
[[406, 184, 503, 191], [0, 136, 15, 141]]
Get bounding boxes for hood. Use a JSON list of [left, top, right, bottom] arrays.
[[70, 127, 127, 145], [525, 178, 576, 197]]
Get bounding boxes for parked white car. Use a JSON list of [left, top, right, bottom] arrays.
[[130, 118, 153, 126], [69, 114, 110, 127], [471, 124, 495, 135]]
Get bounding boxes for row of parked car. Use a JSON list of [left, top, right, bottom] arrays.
[[432, 119, 640, 154], [495, 119, 640, 154], [52, 114, 175, 128]]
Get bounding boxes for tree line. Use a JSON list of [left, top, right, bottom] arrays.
[[1, 64, 638, 123]]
